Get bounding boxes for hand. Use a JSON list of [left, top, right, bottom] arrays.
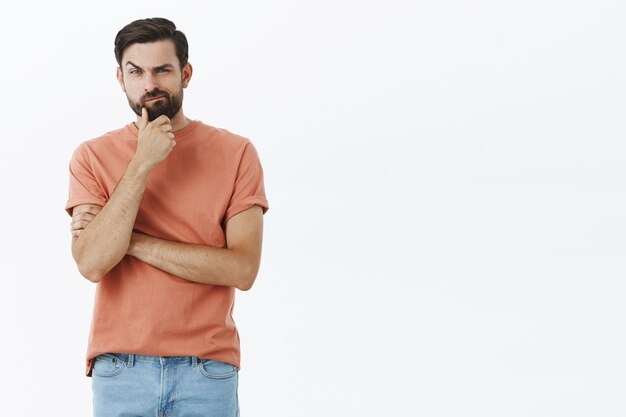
[[71, 204, 102, 239], [133, 107, 177, 171]]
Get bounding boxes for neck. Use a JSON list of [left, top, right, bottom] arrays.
[[169, 109, 192, 131]]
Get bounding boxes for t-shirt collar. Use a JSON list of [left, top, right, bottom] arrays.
[[126, 119, 200, 139]]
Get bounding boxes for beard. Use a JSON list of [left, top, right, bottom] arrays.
[[127, 87, 183, 122]]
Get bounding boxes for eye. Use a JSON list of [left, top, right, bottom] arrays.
[[129, 69, 141, 75], [157, 68, 169, 73]]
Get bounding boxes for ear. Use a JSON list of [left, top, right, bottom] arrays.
[[181, 62, 193, 88], [116, 67, 126, 92]]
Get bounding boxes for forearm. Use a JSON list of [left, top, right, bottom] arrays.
[[127, 233, 256, 290], [72, 160, 151, 282]]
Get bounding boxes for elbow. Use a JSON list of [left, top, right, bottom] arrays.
[[84, 271, 104, 284], [73, 250, 105, 283], [236, 267, 258, 291], [72, 242, 100, 283], [236, 277, 254, 291], [237, 282, 253, 291], [76, 262, 105, 283], [72, 241, 117, 284]]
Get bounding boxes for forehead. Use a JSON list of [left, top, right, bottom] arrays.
[[121, 39, 179, 68]]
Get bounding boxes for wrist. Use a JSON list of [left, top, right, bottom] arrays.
[[128, 157, 154, 179]]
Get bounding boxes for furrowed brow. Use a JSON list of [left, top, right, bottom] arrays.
[[125, 61, 141, 69], [125, 61, 174, 71]]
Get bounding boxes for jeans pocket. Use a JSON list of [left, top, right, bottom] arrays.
[[198, 359, 239, 379], [92, 353, 126, 377]]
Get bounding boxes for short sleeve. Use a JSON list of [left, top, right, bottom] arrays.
[[65, 143, 107, 216], [224, 140, 269, 223]]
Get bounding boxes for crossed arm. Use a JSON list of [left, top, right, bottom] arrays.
[[70, 113, 264, 290], [129, 206, 262, 290], [71, 203, 263, 290]]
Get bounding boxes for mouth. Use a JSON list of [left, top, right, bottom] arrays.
[[145, 96, 165, 102]]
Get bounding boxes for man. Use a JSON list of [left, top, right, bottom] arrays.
[[66, 17, 268, 417]]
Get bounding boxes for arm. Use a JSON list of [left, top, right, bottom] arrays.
[[127, 205, 264, 290], [70, 109, 176, 283], [70, 163, 149, 282]]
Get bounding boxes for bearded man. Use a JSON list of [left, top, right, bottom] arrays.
[[66, 17, 269, 417]]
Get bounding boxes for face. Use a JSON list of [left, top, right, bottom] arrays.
[[116, 40, 192, 121]]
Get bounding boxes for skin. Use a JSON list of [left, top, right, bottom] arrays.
[[70, 39, 264, 290], [118, 39, 192, 129]]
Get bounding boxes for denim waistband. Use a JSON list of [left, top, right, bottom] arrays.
[[105, 353, 202, 368]]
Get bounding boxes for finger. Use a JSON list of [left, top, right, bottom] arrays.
[[71, 221, 86, 231], [73, 210, 98, 219], [71, 220, 89, 231], [167, 133, 175, 139], [72, 204, 102, 215], [161, 124, 172, 132], [71, 212, 99, 226], [71, 220, 91, 231], [171, 140, 177, 147], [73, 212, 97, 222], [138, 107, 148, 132], [72, 229, 82, 237]]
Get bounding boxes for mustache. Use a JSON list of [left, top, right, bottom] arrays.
[[142, 91, 169, 101]]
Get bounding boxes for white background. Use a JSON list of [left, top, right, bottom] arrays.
[[1, 0, 625, 416]]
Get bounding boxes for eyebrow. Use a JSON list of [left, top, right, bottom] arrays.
[[125, 61, 175, 71]]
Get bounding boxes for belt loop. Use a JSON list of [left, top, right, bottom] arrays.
[[192, 356, 198, 367], [127, 354, 135, 368]]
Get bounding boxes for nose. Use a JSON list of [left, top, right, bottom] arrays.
[[144, 72, 158, 93]]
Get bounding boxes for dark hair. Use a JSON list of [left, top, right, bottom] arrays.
[[114, 17, 189, 69]]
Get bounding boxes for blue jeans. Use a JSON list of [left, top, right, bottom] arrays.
[[92, 353, 240, 417]]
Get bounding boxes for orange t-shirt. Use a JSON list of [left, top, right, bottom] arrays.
[[65, 120, 269, 377]]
